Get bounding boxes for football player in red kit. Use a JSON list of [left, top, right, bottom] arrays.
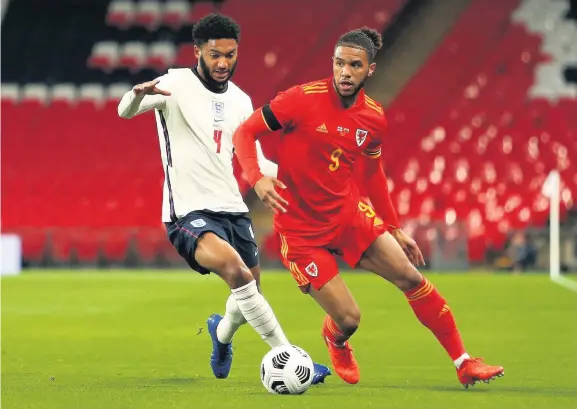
[[233, 27, 504, 387]]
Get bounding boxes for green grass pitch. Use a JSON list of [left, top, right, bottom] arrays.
[[2, 270, 576, 409]]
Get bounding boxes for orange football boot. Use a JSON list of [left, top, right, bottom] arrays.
[[457, 357, 504, 388], [322, 325, 360, 384]]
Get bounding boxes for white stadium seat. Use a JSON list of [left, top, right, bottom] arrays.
[[22, 83, 49, 106], [51, 83, 77, 106], [147, 42, 176, 71], [107, 83, 132, 102], [1, 83, 21, 104], [106, 0, 136, 29], [134, 0, 162, 29], [88, 42, 120, 71], [118, 42, 148, 71], [162, 0, 190, 29], [79, 84, 106, 107]]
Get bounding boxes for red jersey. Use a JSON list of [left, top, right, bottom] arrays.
[[267, 78, 387, 237]]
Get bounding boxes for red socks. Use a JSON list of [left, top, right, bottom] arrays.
[[323, 315, 347, 346], [405, 277, 466, 361]]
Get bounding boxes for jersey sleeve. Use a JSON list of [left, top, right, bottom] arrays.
[[117, 74, 171, 118], [361, 116, 387, 159], [362, 140, 382, 159], [262, 85, 304, 131]]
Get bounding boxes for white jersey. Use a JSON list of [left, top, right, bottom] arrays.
[[118, 68, 277, 222]]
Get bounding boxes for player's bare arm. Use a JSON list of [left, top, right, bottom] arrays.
[[233, 108, 289, 214]]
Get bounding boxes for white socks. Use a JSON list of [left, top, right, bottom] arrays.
[[454, 353, 471, 368], [229, 280, 289, 348], [216, 294, 247, 344]]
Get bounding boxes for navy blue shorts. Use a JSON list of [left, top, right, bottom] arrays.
[[165, 210, 259, 275]]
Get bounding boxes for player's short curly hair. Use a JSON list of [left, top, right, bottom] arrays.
[[336, 27, 383, 62], [192, 13, 241, 46]]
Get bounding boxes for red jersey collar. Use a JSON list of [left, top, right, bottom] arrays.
[[327, 77, 366, 110]]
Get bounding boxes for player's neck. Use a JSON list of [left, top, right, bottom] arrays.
[[339, 95, 358, 109], [192, 66, 228, 94], [331, 81, 360, 109]]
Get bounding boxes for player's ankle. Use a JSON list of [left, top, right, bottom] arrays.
[[454, 353, 471, 368]]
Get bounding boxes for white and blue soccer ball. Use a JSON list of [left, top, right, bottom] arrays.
[[260, 344, 314, 395]]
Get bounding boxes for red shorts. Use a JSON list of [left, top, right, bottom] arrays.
[[277, 201, 386, 292]]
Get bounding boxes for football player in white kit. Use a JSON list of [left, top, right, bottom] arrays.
[[117, 13, 330, 384]]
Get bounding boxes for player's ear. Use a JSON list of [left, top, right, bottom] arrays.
[[194, 45, 201, 59], [368, 62, 376, 77]]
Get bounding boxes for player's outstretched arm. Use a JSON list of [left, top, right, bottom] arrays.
[[117, 78, 171, 119], [362, 157, 425, 266]]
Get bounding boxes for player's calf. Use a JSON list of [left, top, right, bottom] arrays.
[[360, 233, 470, 367]]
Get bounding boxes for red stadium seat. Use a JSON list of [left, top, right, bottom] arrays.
[[88, 42, 120, 71], [134, 0, 162, 29], [147, 42, 176, 72], [1, 83, 20, 105], [106, 0, 135, 28], [118, 42, 148, 71], [51, 84, 77, 108], [162, 0, 190, 29]]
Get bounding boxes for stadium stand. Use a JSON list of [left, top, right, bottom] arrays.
[[1, 0, 575, 266], [1, 0, 405, 265], [385, 0, 576, 261]]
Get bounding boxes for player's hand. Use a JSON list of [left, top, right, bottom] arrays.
[[254, 176, 289, 214], [133, 79, 171, 96], [391, 229, 425, 267]]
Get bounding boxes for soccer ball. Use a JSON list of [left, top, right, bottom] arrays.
[[260, 344, 314, 395]]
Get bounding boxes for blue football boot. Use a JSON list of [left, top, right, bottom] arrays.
[[312, 362, 332, 384], [206, 313, 233, 378]]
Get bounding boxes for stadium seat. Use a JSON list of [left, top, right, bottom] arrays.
[[134, 0, 162, 29], [78, 84, 106, 109], [88, 42, 120, 71], [147, 42, 176, 72], [72, 229, 102, 263], [21, 83, 48, 106], [106, 0, 136, 28], [12, 228, 48, 264], [101, 228, 133, 263], [118, 42, 148, 71], [50, 230, 74, 264], [51, 83, 77, 107], [1, 83, 20, 105], [162, 0, 190, 29], [107, 83, 131, 103]]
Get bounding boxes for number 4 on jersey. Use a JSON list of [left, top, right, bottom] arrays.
[[213, 129, 223, 153]]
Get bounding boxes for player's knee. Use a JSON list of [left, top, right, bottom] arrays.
[[220, 259, 254, 289], [338, 309, 361, 336], [392, 261, 423, 292]]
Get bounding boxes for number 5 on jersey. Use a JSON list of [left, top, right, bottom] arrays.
[[213, 129, 223, 154], [329, 148, 343, 171]]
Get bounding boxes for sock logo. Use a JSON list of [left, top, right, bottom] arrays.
[[305, 262, 318, 277], [438, 304, 451, 317]]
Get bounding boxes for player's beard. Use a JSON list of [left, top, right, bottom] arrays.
[[333, 76, 367, 100], [198, 55, 237, 91]]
